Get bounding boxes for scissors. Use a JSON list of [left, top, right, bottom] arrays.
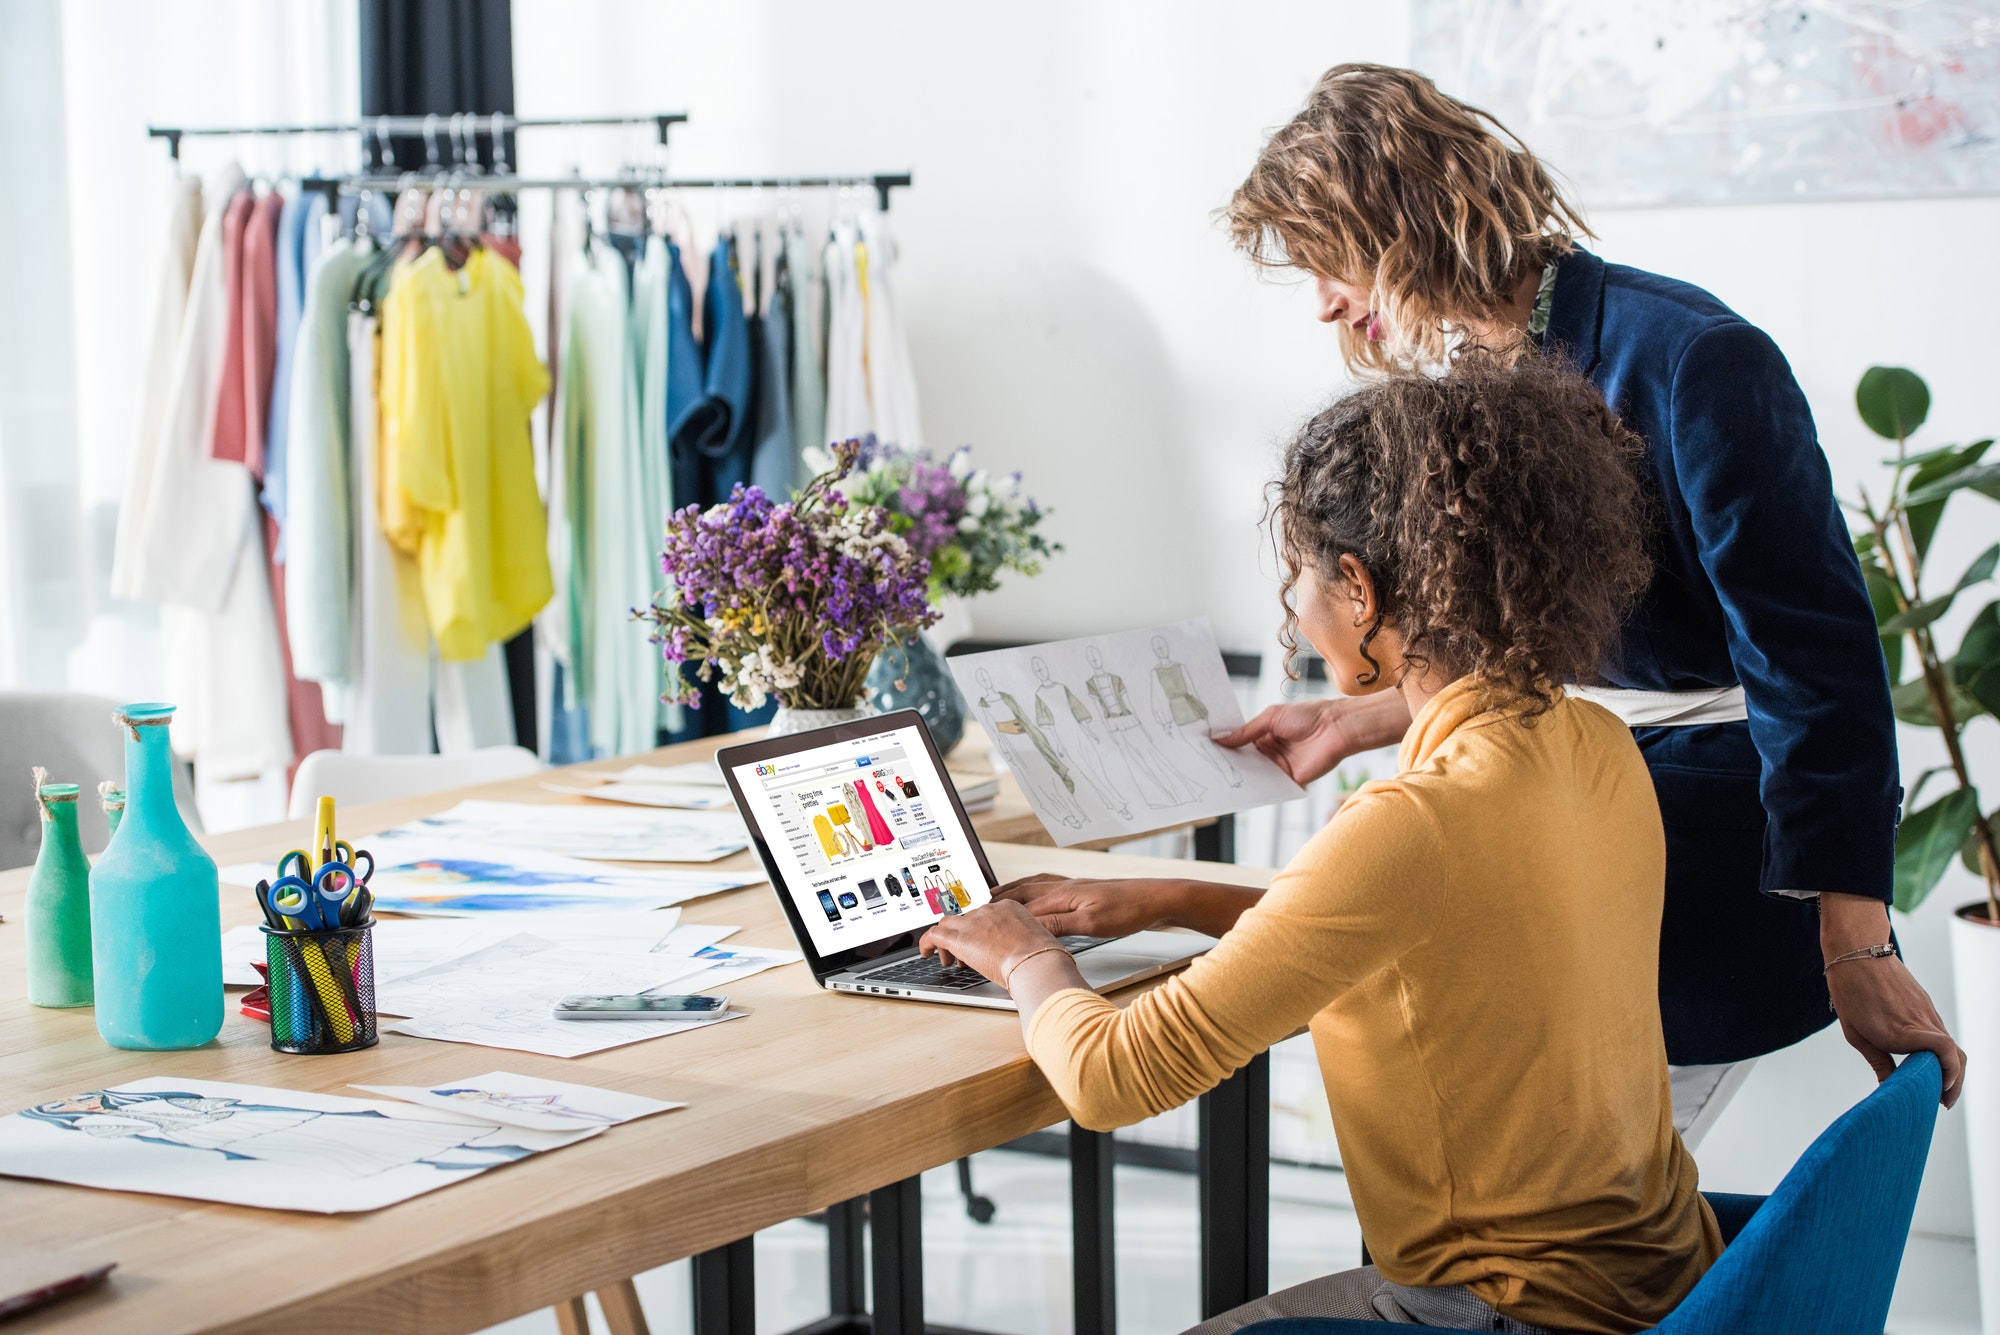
[[278, 841, 373, 881], [270, 860, 363, 931]]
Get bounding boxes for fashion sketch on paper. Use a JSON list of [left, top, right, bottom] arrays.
[[1083, 643, 1204, 807], [972, 666, 1087, 828], [1030, 655, 1133, 818], [1149, 634, 1241, 788]]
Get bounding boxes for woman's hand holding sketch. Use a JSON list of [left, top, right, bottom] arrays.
[[1215, 692, 1413, 785]]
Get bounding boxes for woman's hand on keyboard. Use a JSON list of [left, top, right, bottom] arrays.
[[994, 874, 1168, 939], [920, 900, 1057, 979]]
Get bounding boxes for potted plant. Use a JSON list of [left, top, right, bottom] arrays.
[[1847, 364, 1998, 1327], [822, 438, 1060, 751], [642, 439, 936, 736]]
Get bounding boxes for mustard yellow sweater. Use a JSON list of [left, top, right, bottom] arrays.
[[1026, 679, 1722, 1334]]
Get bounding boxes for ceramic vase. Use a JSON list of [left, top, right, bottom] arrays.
[[25, 777, 93, 1008], [89, 702, 223, 1050], [867, 631, 968, 753], [1952, 901, 2000, 1335], [768, 704, 874, 738]]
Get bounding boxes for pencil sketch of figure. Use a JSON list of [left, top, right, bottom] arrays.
[[1030, 656, 1132, 818], [1150, 634, 1242, 788], [25, 1089, 535, 1179], [1083, 644, 1204, 807], [973, 666, 1087, 828], [433, 1089, 620, 1126]]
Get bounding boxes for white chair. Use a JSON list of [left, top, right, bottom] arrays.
[[285, 745, 544, 819]]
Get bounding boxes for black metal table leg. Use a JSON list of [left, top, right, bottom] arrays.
[[692, 1235, 756, 1335], [1198, 1051, 1270, 1320], [827, 1196, 868, 1319], [870, 1176, 925, 1335], [1193, 812, 1236, 864], [1070, 1124, 1116, 1335]]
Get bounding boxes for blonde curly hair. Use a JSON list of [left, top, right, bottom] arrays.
[[1228, 64, 1591, 373]]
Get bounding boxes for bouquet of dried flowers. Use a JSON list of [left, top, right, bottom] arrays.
[[643, 440, 937, 711]]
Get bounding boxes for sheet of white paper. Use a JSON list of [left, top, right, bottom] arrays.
[[223, 833, 760, 916], [0, 1077, 595, 1212], [402, 799, 750, 860], [580, 761, 728, 787], [542, 781, 738, 810], [387, 1005, 746, 1058], [352, 1071, 683, 1132], [374, 935, 717, 1018], [947, 618, 1305, 846], [649, 944, 803, 996]]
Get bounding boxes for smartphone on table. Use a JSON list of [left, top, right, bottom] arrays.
[[552, 994, 729, 1020]]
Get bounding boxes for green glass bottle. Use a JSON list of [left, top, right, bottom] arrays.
[[26, 768, 94, 1008], [99, 781, 125, 838]]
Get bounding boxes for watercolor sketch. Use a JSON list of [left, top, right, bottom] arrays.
[[1415, 0, 2000, 206]]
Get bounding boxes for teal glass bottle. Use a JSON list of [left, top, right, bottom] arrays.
[[89, 703, 223, 1049], [26, 772, 93, 1008], [99, 781, 125, 837]]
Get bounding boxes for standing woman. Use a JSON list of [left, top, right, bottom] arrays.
[[1215, 64, 1961, 1112]]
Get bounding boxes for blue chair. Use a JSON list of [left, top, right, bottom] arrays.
[[1243, 1051, 1942, 1335]]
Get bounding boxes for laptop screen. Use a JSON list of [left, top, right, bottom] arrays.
[[723, 715, 993, 960]]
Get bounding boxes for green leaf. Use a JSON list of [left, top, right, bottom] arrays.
[[1905, 764, 1957, 816], [1894, 786, 1979, 912], [1960, 809, 2000, 877], [1955, 602, 2000, 719], [1905, 461, 2000, 507], [1857, 366, 1931, 441], [1878, 543, 1999, 633], [1853, 530, 1877, 554], [1891, 674, 1987, 727], [1861, 557, 1905, 681], [1903, 440, 1994, 556]]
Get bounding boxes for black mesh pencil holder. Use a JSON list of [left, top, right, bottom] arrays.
[[263, 921, 378, 1054]]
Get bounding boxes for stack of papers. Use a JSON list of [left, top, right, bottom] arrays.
[[404, 800, 750, 861], [352, 1071, 683, 1131], [544, 761, 736, 810], [219, 910, 801, 1057], [951, 771, 1002, 813]]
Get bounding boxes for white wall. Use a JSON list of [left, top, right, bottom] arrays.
[[514, 0, 1990, 1240]]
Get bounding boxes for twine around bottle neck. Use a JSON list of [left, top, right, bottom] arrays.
[[98, 779, 125, 812], [31, 766, 78, 821], [113, 710, 173, 743]]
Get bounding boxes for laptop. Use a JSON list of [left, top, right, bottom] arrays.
[[716, 709, 1215, 1010]]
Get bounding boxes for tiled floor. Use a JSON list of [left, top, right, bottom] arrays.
[[481, 1147, 1983, 1335]]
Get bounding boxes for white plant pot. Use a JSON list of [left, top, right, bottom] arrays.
[[1953, 901, 2000, 1335], [768, 704, 873, 738]]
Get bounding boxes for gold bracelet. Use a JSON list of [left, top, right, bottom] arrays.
[[1824, 942, 1897, 973], [1003, 944, 1072, 991]]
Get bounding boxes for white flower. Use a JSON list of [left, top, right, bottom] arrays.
[[958, 516, 981, 533], [948, 447, 973, 480]]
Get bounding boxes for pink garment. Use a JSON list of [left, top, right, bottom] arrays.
[[210, 190, 256, 462], [237, 191, 284, 475], [855, 782, 893, 845]]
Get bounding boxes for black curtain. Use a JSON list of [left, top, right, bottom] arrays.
[[358, 0, 538, 749]]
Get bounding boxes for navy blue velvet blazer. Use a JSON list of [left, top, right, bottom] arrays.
[[1545, 250, 1900, 1064]]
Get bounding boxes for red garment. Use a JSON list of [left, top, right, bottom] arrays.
[[210, 190, 256, 462], [263, 510, 342, 781], [237, 191, 284, 475], [482, 233, 522, 268]]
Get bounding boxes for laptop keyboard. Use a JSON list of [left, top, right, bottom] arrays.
[[858, 936, 1110, 991]]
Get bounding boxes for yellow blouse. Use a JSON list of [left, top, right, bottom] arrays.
[[378, 246, 553, 660]]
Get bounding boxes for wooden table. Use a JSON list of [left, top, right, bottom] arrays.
[[0, 742, 1275, 1335]]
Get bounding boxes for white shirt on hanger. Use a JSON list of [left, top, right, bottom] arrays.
[[859, 210, 922, 450]]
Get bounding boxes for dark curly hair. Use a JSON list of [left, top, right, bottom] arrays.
[[1272, 356, 1652, 712]]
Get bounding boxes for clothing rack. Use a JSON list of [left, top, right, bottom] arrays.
[[298, 171, 917, 212], [146, 112, 688, 162]]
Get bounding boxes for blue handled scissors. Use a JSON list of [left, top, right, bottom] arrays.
[[270, 860, 362, 931]]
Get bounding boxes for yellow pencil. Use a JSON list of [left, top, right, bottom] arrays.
[[312, 796, 336, 873]]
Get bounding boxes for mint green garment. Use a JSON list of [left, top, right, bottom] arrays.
[[284, 237, 374, 721], [786, 227, 827, 484]]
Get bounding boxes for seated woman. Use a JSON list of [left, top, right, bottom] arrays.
[[921, 357, 1722, 1334]]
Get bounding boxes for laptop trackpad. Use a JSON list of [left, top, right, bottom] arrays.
[[1074, 930, 1212, 992]]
